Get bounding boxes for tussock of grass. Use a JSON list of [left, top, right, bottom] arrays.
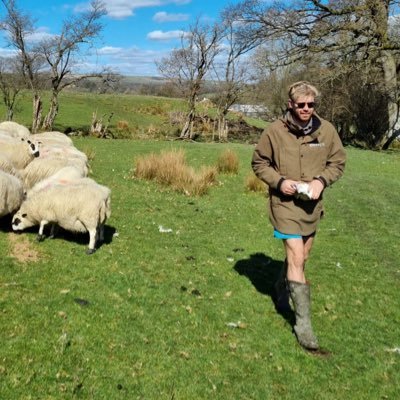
[[134, 149, 218, 196], [80, 145, 96, 162], [245, 172, 267, 193], [117, 120, 129, 130], [216, 149, 239, 174]]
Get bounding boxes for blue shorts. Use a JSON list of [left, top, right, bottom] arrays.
[[273, 228, 302, 239]]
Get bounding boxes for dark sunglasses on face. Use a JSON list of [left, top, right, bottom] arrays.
[[294, 102, 316, 109]]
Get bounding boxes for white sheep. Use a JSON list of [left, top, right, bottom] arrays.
[[30, 131, 73, 146], [38, 143, 88, 164], [0, 153, 22, 179], [0, 121, 30, 139], [26, 165, 85, 196], [0, 132, 20, 142], [0, 138, 40, 169], [21, 156, 88, 189], [0, 170, 24, 218], [12, 180, 111, 254]]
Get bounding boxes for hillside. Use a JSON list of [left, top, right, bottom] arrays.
[[0, 91, 267, 142]]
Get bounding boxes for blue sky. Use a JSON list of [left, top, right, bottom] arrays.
[[0, 0, 236, 76]]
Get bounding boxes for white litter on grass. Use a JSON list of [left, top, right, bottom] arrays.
[[113, 231, 119, 237], [227, 257, 234, 262], [336, 262, 342, 268], [158, 225, 173, 233], [386, 347, 400, 354], [226, 321, 247, 329]]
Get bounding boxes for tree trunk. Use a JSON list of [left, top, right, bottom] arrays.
[[6, 108, 13, 121], [31, 93, 43, 134], [42, 90, 59, 131], [181, 108, 195, 139], [380, 50, 400, 149]]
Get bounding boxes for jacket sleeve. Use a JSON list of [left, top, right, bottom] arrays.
[[318, 126, 346, 186], [251, 129, 284, 190]]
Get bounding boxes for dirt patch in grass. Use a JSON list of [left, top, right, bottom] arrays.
[[8, 233, 41, 263]]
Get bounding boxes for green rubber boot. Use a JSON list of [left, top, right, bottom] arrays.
[[288, 280, 319, 350]]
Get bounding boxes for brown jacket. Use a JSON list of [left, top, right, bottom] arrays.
[[252, 111, 346, 235]]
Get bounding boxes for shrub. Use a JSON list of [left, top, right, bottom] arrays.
[[216, 149, 239, 174], [245, 172, 267, 193], [117, 120, 130, 131], [133, 149, 218, 196]]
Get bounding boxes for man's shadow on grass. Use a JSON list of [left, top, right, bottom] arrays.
[[233, 253, 294, 325]]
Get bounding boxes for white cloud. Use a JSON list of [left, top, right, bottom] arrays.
[[81, 45, 170, 75], [26, 27, 56, 44], [97, 46, 125, 55], [76, 0, 192, 20], [147, 30, 188, 41], [153, 11, 189, 22], [0, 48, 16, 58]]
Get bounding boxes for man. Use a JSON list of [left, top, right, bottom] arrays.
[[252, 81, 346, 350]]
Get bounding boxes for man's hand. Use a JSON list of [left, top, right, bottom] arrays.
[[308, 179, 324, 200], [280, 179, 298, 196]]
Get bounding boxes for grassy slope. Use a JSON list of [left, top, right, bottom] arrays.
[[1, 91, 267, 140], [0, 138, 399, 399]]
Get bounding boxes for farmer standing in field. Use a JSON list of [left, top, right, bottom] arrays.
[[252, 81, 346, 350]]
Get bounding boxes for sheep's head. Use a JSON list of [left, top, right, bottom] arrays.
[[21, 138, 40, 158], [12, 211, 33, 231]]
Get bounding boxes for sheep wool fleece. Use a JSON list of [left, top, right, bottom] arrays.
[[252, 111, 346, 236]]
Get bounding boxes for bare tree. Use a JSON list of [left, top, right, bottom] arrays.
[[35, 0, 106, 130], [0, 0, 106, 132], [210, 10, 261, 140], [157, 19, 221, 139], [0, 56, 24, 120], [229, 0, 400, 149], [0, 0, 45, 131]]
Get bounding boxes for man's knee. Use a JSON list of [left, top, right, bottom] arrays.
[[287, 254, 305, 269]]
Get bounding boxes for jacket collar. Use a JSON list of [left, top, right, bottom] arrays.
[[281, 110, 322, 137]]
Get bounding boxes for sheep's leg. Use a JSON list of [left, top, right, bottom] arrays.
[[49, 223, 59, 239], [37, 220, 49, 242], [98, 223, 105, 243], [86, 228, 97, 255]]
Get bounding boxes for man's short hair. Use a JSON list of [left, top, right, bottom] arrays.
[[288, 81, 320, 101]]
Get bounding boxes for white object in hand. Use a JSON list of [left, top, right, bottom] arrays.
[[296, 182, 313, 200]]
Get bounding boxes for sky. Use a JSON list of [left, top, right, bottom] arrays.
[[0, 0, 236, 77]]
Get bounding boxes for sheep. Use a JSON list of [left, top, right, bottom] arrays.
[[30, 131, 73, 146], [0, 138, 40, 169], [37, 143, 88, 164], [12, 180, 111, 254], [0, 153, 22, 179], [0, 132, 20, 142], [0, 170, 24, 218], [21, 156, 88, 190], [26, 165, 85, 196], [0, 121, 30, 139]]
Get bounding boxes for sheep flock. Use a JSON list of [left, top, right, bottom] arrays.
[[0, 121, 111, 254]]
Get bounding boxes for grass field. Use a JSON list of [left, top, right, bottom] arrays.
[[1, 137, 399, 399], [0, 91, 266, 141]]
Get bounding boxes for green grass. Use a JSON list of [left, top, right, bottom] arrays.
[[0, 90, 267, 141], [2, 90, 187, 138], [1, 140, 399, 399]]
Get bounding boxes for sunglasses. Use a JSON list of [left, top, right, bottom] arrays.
[[294, 102, 316, 109]]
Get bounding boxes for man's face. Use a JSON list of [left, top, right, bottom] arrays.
[[288, 95, 315, 124]]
